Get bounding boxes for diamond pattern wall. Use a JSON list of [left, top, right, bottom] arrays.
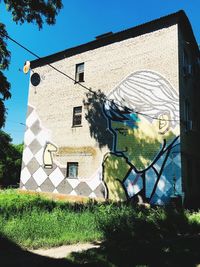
[[20, 105, 106, 199]]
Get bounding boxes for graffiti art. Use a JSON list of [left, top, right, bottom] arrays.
[[103, 70, 182, 205]]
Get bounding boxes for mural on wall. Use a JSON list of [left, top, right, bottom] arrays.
[[43, 143, 58, 168], [20, 69, 182, 205], [20, 105, 105, 198], [103, 70, 182, 205]]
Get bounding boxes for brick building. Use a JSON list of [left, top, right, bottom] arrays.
[[20, 10, 200, 207]]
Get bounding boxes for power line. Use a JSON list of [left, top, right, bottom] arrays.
[[1, 32, 94, 94], [4, 130, 25, 133], [3, 33, 40, 59], [1, 31, 180, 123], [6, 120, 26, 126]]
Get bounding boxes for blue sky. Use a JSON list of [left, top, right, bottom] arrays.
[[1, 0, 200, 144]]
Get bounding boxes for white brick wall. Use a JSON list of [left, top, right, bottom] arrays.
[[26, 24, 179, 179]]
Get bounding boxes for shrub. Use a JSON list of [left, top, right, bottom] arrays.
[[0, 131, 23, 188]]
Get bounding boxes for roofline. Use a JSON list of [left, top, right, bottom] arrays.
[[31, 10, 199, 69]]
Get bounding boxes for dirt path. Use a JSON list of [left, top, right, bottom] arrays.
[[29, 242, 100, 259]]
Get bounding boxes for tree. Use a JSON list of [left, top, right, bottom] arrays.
[[0, 0, 63, 128], [0, 130, 23, 187]]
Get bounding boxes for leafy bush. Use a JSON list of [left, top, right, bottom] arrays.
[[0, 131, 23, 188], [97, 204, 200, 243]]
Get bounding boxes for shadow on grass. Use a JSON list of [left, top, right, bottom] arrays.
[[0, 234, 77, 267], [69, 207, 200, 267]]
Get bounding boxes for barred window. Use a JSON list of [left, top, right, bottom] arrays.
[[72, 106, 82, 127], [67, 162, 78, 178], [75, 63, 84, 82]]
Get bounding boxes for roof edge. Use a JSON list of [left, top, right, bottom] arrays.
[[31, 10, 198, 69]]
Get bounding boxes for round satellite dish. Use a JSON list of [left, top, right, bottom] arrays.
[[23, 61, 30, 74], [31, 73, 41, 86]]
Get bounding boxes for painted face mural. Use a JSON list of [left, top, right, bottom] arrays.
[[103, 71, 182, 205]]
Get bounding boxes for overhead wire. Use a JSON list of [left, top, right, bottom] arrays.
[[2, 32, 95, 94], [1, 31, 180, 123], [6, 120, 26, 126]]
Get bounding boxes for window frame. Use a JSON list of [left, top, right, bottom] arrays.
[[67, 162, 78, 179], [75, 63, 84, 83], [72, 106, 82, 127]]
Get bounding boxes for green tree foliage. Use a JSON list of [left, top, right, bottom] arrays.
[[0, 0, 63, 127], [0, 23, 11, 128], [0, 130, 23, 187]]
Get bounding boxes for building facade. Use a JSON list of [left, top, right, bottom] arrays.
[[20, 11, 200, 207]]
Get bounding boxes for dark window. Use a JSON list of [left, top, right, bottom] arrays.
[[72, 106, 82, 127], [184, 100, 192, 131], [75, 63, 84, 82], [183, 50, 193, 77], [183, 50, 189, 67], [67, 162, 78, 178]]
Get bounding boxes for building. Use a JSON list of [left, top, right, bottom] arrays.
[[20, 10, 200, 207]]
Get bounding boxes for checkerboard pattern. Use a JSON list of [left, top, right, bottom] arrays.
[[20, 105, 106, 199], [148, 142, 182, 205]]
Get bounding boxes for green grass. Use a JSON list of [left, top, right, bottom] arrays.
[[0, 189, 200, 258], [0, 209, 102, 248], [0, 189, 104, 248], [68, 205, 200, 267]]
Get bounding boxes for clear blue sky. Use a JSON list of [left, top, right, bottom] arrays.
[[1, 0, 200, 144]]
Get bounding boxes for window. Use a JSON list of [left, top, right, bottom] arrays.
[[67, 162, 78, 178], [184, 100, 192, 131], [183, 50, 193, 77], [72, 106, 82, 127], [183, 49, 189, 67], [75, 63, 84, 82]]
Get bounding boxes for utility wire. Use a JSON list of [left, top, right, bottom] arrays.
[[2, 32, 94, 93], [3, 33, 40, 59], [6, 120, 26, 126], [1, 32, 180, 123]]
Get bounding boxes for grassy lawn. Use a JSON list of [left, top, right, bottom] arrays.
[[0, 189, 200, 266], [0, 189, 103, 248]]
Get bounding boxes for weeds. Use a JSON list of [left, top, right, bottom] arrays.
[[0, 189, 199, 251]]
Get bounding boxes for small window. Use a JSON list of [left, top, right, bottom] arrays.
[[67, 162, 78, 178], [72, 106, 82, 127], [184, 100, 192, 131], [75, 63, 84, 82], [183, 50, 189, 67]]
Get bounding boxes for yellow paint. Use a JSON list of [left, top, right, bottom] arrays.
[[103, 153, 130, 201], [58, 146, 97, 156], [110, 115, 177, 170], [103, 112, 180, 201]]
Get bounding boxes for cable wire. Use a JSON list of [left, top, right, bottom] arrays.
[[1, 31, 180, 123]]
